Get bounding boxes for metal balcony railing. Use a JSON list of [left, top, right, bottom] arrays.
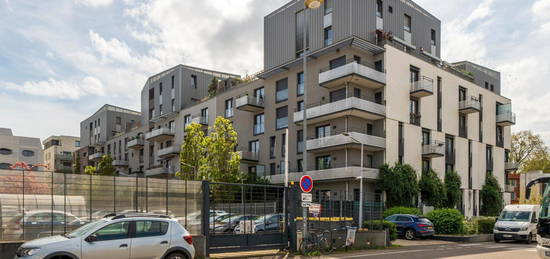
[[422, 141, 445, 158], [459, 96, 481, 114], [236, 95, 264, 111], [410, 76, 434, 97], [306, 128, 386, 151], [318, 58, 386, 89], [294, 96, 385, 123], [145, 127, 174, 141]]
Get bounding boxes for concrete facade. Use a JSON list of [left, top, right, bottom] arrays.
[[43, 135, 80, 173], [0, 128, 43, 170]]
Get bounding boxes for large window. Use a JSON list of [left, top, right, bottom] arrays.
[[297, 72, 304, 96], [249, 140, 260, 154], [225, 98, 233, 118], [295, 10, 308, 57], [254, 114, 265, 135], [410, 98, 420, 126], [324, 26, 333, 46], [431, 29, 436, 46], [316, 156, 332, 170], [276, 106, 288, 129], [276, 78, 288, 102], [254, 87, 265, 100], [329, 56, 346, 70], [297, 101, 304, 112], [316, 125, 331, 138]]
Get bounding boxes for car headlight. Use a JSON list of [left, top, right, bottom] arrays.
[[520, 226, 528, 231], [18, 247, 41, 257]]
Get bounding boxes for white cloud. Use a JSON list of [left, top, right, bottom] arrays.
[[75, 0, 113, 7], [2, 76, 105, 100], [533, 0, 550, 22]]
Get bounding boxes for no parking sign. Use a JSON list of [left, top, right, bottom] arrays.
[[300, 175, 313, 193]]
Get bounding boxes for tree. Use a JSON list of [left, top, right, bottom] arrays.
[[379, 163, 419, 208], [511, 131, 547, 171], [208, 77, 219, 97], [179, 123, 206, 180], [73, 153, 81, 174], [95, 155, 116, 176], [522, 149, 550, 173], [480, 174, 503, 216], [198, 117, 242, 183], [84, 165, 96, 175], [444, 171, 462, 209], [419, 169, 446, 208]]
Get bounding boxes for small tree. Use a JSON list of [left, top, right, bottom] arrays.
[[445, 171, 462, 209], [208, 77, 219, 97], [84, 165, 96, 175], [480, 174, 503, 216], [96, 155, 117, 176], [73, 153, 81, 174], [419, 169, 446, 208], [379, 163, 419, 208], [179, 123, 206, 180]]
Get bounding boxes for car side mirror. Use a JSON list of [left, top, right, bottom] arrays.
[[533, 218, 538, 224], [85, 235, 98, 242]]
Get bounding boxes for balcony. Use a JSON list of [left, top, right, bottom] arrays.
[[422, 141, 445, 158], [90, 140, 105, 147], [307, 130, 386, 153], [294, 97, 385, 125], [239, 151, 260, 163], [236, 95, 264, 112], [127, 138, 144, 149], [319, 59, 386, 89], [410, 76, 434, 98], [191, 116, 208, 126], [145, 127, 174, 142], [112, 160, 129, 167], [505, 162, 519, 172], [265, 165, 380, 184], [55, 153, 73, 161], [459, 97, 481, 114], [88, 152, 104, 162], [410, 113, 421, 126], [497, 111, 516, 126], [145, 166, 169, 176], [158, 145, 181, 159]]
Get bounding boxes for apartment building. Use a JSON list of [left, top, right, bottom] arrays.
[[43, 135, 80, 173], [79, 0, 515, 217], [0, 128, 43, 170]]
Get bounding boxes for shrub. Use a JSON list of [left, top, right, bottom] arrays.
[[462, 220, 478, 235], [426, 208, 464, 234], [419, 169, 446, 208], [445, 171, 462, 209], [477, 218, 497, 234], [481, 174, 503, 216], [379, 163, 419, 208], [364, 220, 398, 241], [383, 207, 421, 218]]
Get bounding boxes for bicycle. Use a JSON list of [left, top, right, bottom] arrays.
[[322, 226, 350, 252], [299, 230, 331, 255]]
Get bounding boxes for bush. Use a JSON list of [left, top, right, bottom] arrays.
[[379, 163, 419, 208], [481, 174, 503, 216], [419, 169, 446, 208], [426, 208, 464, 234], [477, 218, 496, 234], [462, 220, 478, 235], [364, 220, 398, 241], [383, 207, 421, 218], [445, 171, 462, 209]]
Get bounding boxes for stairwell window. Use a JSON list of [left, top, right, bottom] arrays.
[[191, 75, 197, 89], [404, 14, 412, 32], [324, 26, 333, 46]]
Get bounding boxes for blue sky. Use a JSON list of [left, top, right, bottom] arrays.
[[1, 0, 549, 144]]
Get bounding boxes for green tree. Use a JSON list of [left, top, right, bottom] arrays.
[[179, 123, 206, 180], [419, 169, 446, 208], [522, 149, 550, 173], [379, 163, 419, 207], [73, 153, 81, 174], [208, 77, 219, 97], [198, 117, 242, 183], [96, 154, 117, 176], [480, 174, 503, 216], [444, 171, 462, 209], [511, 131, 547, 172], [84, 165, 96, 175]]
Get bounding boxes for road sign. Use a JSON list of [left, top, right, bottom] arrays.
[[301, 193, 312, 202], [301, 202, 311, 208], [300, 175, 313, 193], [309, 203, 321, 215]]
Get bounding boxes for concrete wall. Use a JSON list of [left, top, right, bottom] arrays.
[[0, 128, 43, 169]]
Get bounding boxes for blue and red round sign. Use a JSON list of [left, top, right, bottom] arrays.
[[300, 175, 314, 193]]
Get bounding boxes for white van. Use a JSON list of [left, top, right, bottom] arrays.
[[493, 204, 540, 243]]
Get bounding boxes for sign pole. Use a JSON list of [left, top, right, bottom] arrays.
[[300, 175, 313, 243]]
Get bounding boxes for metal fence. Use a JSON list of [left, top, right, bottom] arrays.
[[0, 169, 203, 241]]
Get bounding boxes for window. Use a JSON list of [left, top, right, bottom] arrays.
[[116, 116, 122, 125], [324, 0, 333, 14], [485, 82, 489, 89], [297, 130, 304, 153], [249, 140, 260, 154], [297, 101, 305, 112], [270, 163, 276, 175], [316, 125, 331, 138], [171, 99, 175, 112], [296, 10, 309, 57], [431, 29, 436, 46], [410, 98, 420, 126], [254, 87, 265, 100], [281, 133, 286, 157], [276, 106, 288, 129], [149, 108, 155, 120], [367, 124, 373, 135], [404, 14, 412, 32], [159, 82, 163, 95], [445, 135, 455, 169], [376, 0, 383, 18], [410, 66, 419, 83], [225, 98, 234, 118], [0, 148, 13, 155], [422, 129, 430, 145], [374, 92, 383, 104], [486, 145, 494, 172], [437, 77, 442, 131], [276, 78, 288, 102], [374, 60, 383, 72], [297, 159, 304, 172], [270, 136, 276, 158], [316, 156, 332, 170], [324, 26, 333, 46], [253, 114, 265, 135], [169, 120, 175, 133], [496, 126, 504, 147], [422, 159, 431, 174], [184, 115, 191, 128], [297, 72, 304, 96], [388, 6, 393, 13], [479, 94, 483, 142], [279, 160, 285, 174], [459, 114, 467, 138], [135, 221, 169, 238], [0, 163, 11, 169], [171, 75, 175, 89], [329, 56, 346, 70], [459, 87, 467, 101], [201, 108, 209, 121], [354, 88, 361, 98], [191, 75, 197, 89], [93, 221, 130, 241], [149, 88, 154, 100], [398, 122, 404, 164], [490, 84, 494, 91], [75, 141, 80, 148], [330, 88, 346, 102], [22, 150, 35, 157]]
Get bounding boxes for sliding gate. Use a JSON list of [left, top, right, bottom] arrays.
[[202, 182, 288, 255]]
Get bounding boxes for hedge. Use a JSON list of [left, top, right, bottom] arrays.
[[364, 220, 398, 240], [426, 208, 464, 234], [383, 207, 422, 219], [477, 218, 496, 234]]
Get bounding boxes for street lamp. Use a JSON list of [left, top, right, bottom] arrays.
[[343, 132, 365, 229], [304, 0, 324, 8]]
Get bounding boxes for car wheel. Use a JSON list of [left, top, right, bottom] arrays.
[[405, 229, 416, 240], [525, 233, 532, 244], [165, 252, 187, 259], [494, 237, 500, 243]]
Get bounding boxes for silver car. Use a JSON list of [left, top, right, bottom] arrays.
[[14, 214, 195, 259]]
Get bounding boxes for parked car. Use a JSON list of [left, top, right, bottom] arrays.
[[3, 210, 87, 241], [493, 204, 539, 243], [211, 215, 258, 233], [235, 214, 283, 234], [15, 213, 195, 259], [385, 214, 434, 240]]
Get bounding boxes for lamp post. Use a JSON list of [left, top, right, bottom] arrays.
[[343, 132, 365, 228]]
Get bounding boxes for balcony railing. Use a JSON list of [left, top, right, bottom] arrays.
[[239, 151, 260, 162], [294, 97, 385, 124], [319, 58, 386, 89], [191, 116, 208, 126], [410, 113, 421, 126], [127, 138, 144, 149], [505, 162, 519, 171], [422, 141, 445, 158], [158, 145, 181, 159], [265, 163, 380, 184], [112, 160, 129, 167], [306, 129, 386, 152], [459, 96, 481, 114], [410, 76, 434, 98], [88, 152, 104, 162], [145, 166, 169, 176], [55, 153, 73, 161], [236, 95, 264, 112], [497, 111, 516, 126], [145, 127, 175, 142]]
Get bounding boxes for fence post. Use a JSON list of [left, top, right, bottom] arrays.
[[51, 171, 54, 236], [201, 181, 210, 257], [113, 175, 116, 213], [64, 172, 67, 234]]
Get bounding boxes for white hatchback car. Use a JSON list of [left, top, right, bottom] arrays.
[[14, 213, 195, 259]]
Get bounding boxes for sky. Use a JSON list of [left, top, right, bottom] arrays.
[[0, 0, 549, 144]]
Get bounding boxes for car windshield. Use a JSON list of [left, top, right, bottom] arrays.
[[498, 211, 531, 222], [66, 220, 106, 238]]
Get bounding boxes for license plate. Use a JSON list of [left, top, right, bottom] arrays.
[[503, 234, 512, 238]]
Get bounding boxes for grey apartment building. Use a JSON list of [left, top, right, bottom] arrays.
[[79, 0, 515, 218], [0, 128, 43, 170]]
